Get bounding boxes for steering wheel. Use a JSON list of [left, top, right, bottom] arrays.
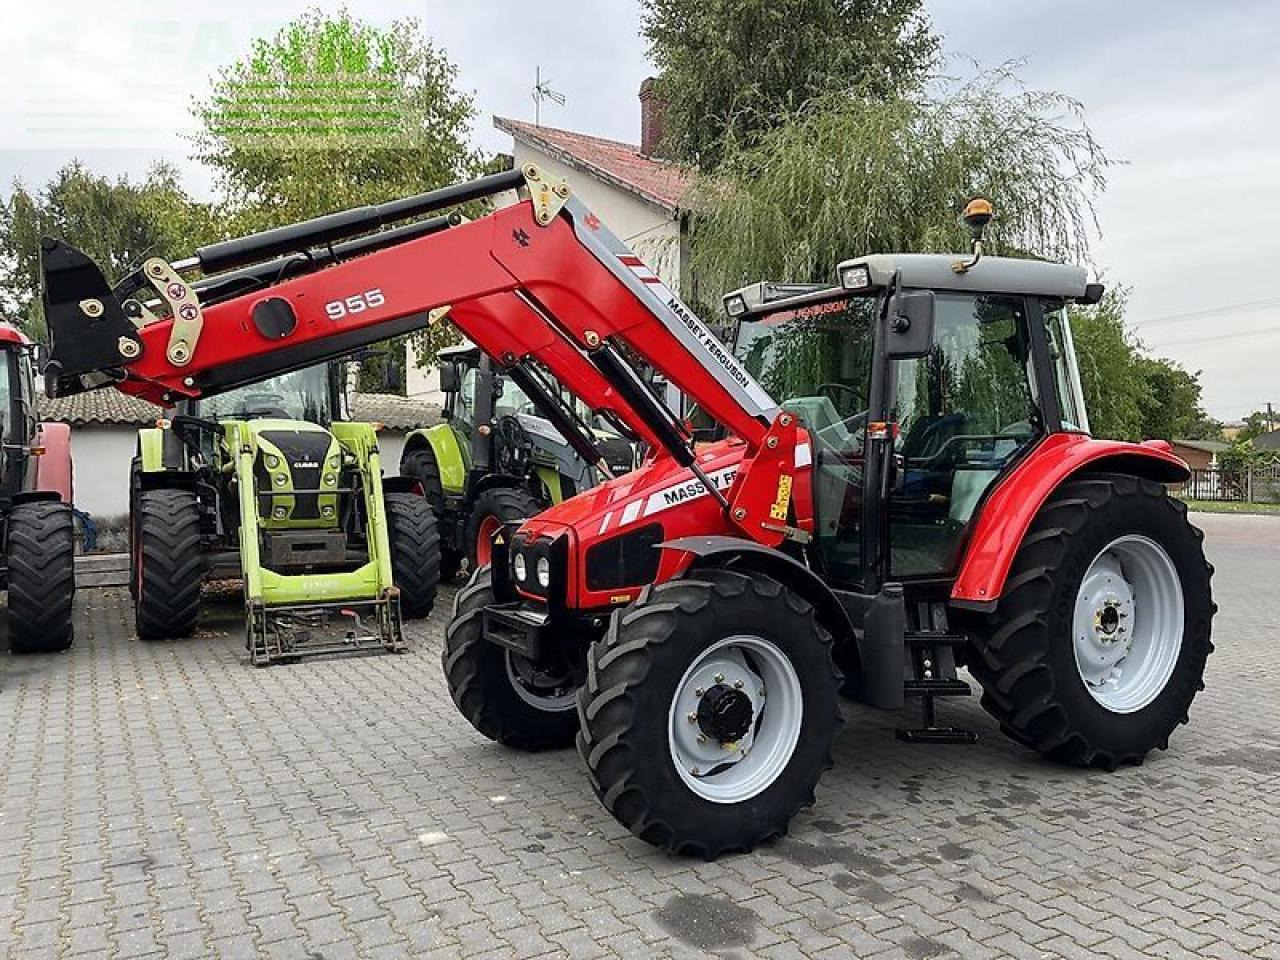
[[493, 415, 534, 477], [817, 382, 861, 413]]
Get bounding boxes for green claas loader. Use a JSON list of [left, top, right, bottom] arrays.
[[128, 360, 440, 664], [399, 343, 636, 579]]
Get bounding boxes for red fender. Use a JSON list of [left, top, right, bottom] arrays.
[[951, 433, 1189, 606], [32, 421, 74, 503]]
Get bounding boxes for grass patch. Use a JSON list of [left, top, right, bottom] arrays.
[[1178, 498, 1280, 516]]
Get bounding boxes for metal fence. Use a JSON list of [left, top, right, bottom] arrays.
[[1183, 467, 1280, 503]]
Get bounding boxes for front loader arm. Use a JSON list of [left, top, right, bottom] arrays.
[[40, 166, 799, 546]]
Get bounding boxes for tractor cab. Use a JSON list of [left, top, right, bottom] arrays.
[[724, 251, 1099, 589], [0, 325, 45, 500]]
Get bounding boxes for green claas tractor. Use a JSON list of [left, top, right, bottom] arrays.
[[400, 343, 636, 579], [128, 361, 440, 664]]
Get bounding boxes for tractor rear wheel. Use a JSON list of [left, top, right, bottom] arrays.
[[443, 566, 580, 751], [464, 487, 544, 572], [134, 489, 205, 641], [966, 474, 1214, 769], [384, 492, 441, 619], [577, 569, 842, 858], [7, 501, 76, 654], [401, 445, 461, 580]]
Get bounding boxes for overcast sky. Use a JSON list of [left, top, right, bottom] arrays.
[[3, 0, 1276, 420]]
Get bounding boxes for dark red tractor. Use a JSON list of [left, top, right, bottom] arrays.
[[0, 321, 75, 653]]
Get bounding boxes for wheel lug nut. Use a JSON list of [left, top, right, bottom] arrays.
[[691, 766, 700, 775], [696, 735, 706, 744], [687, 711, 697, 723], [734, 680, 744, 689], [714, 673, 725, 683], [694, 688, 704, 697]]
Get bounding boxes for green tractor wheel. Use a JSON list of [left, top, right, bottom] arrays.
[[134, 489, 205, 641], [401, 446, 462, 581], [384, 492, 441, 619], [465, 487, 545, 572]]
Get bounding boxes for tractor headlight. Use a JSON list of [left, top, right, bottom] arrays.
[[265, 454, 280, 469], [324, 474, 337, 486], [723, 292, 747, 317], [322, 505, 335, 518], [328, 455, 341, 468], [536, 556, 551, 588], [274, 474, 287, 485], [273, 506, 287, 519], [839, 263, 871, 290], [512, 553, 527, 582]]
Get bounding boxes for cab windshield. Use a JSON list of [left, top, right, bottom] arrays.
[[196, 365, 333, 423]]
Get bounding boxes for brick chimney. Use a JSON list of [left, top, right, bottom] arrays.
[[639, 77, 666, 157]]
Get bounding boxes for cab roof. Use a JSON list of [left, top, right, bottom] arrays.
[[0, 322, 30, 346], [840, 253, 1094, 300]]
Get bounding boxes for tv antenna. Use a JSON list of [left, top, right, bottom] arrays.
[[532, 66, 566, 126]]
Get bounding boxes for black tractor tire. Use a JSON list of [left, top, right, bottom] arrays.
[[577, 568, 842, 859], [965, 474, 1214, 770], [134, 489, 205, 641], [464, 486, 545, 572], [443, 566, 580, 751], [127, 456, 141, 599], [7, 501, 76, 654], [384, 492, 441, 619], [401, 445, 462, 580]]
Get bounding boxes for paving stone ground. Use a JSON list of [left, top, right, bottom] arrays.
[[1, 512, 1278, 959]]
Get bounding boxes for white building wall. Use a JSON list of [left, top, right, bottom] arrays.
[[68, 426, 137, 521]]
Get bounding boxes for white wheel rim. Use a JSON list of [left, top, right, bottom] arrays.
[[1072, 534, 1184, 714], [667, 636, 803, 804], [505, 651, 577, 712]]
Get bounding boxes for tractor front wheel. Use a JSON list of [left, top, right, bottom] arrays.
[[577, 569, 842, 858], [443, 566, 580, 751], [134, 489, 205, 641], [464, 487, 544, 572], [967, 474, 1214, 769], [7, 501, 76, 654], [384, 492, 441, 619]]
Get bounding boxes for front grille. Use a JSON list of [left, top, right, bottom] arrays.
[[257, 429, 333, 521]]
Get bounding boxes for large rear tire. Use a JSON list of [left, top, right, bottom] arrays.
[[966, 474, 1214, 769], [384, 492, 440, 619], [7, 501, 76, 654], [401, 445, 461, 580], [577, 569, 842, 859], [442, 566, 579, 751], [464, 486, 544, 572], [135, 489, 205, 641]]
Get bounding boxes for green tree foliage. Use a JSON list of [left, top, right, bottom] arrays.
[[1237, 410, 1276, 442], [642, 0, 939, 168], [0, 162, 216, 336], [192, 8, 486, 381], [1069, 288, 1219, 442], [687, 69, 1109, 302]]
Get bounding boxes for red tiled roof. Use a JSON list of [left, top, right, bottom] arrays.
[[494, 117, 692, 213]]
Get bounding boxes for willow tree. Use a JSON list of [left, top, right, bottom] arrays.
[[686, 67, 1111, 301]]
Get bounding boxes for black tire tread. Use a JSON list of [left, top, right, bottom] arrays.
[[401, 446, 461, 580], [135, 489, 204, 641], [464, 486, 545, 570], [7, 501, 76, 653], [384, 492, 441, 619]]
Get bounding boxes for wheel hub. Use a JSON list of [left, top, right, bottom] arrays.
[[696, 684, 754, 743]]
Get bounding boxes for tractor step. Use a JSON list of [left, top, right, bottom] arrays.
[[904, 632, 967, 648], [904, 678, 972, 698]]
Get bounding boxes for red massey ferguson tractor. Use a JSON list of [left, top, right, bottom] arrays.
[[37, 171, 1213, 859], [0, 321, 76, 653]]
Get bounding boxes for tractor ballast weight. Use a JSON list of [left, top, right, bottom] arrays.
[[40, 167, 1214, 858]]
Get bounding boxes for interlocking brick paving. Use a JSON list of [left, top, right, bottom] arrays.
[[1, 512, 1277, 959]]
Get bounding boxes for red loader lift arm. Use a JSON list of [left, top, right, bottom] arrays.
[[40, 166, 799, 546]]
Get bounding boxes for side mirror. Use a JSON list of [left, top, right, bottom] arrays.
[[437, 361, 460, 394], [884, 290, 935, 359]]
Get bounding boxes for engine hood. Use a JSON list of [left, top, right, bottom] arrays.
[[520, 437, 748, 541]]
